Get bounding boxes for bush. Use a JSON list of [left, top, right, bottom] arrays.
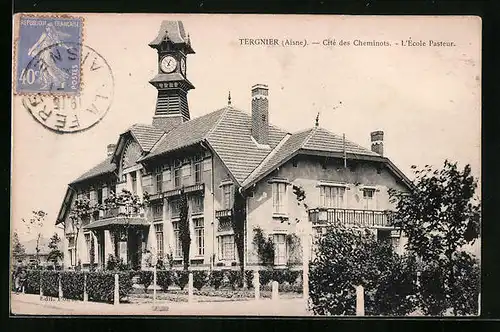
[[245, 270, 254, 289], [193, 271, 209, 290], [61, 271, 85, 300], [227, 270, 243, 289], [259, 269, 273, 286], [209, 270, 224, 290], [157, 270, 172, 291], [173, 270, 189, 290], [25, 270, 41, 294], [138, 270, 154, 293], [41, 271, 59, 297], [86, 271, 132, 303], [106, 254, 130, 271]]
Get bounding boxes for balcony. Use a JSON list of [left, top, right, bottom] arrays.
[[215, 209, 232, 218], [308, 207, 393, 228], [164, 183, 205, 198], [102, 206, 144, 219]]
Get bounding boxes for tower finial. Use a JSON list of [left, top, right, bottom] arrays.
[[315, 112, 320, 127], [228, 91, 232, 105]]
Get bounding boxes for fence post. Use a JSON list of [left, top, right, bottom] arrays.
[[355, 285, 365, 316], [253, 270, 260, 300], [58, 273, 63, 300], [188, 272, 194, 303], [83, 273, 88, 302], [271, 281, 279, 301], [114, 273, 119, 305]]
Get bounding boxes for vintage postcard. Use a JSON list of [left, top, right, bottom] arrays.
[[10, 14, 481, 316]]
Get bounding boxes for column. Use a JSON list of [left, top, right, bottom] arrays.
[[136, 170, 143, 200], [126, 173, 133, 192]]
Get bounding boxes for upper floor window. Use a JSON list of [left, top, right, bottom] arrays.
[[194, 155, 203, 184], [272, 182, 287, 214], [154, 166, 163, 194], [170, 199, 180, 219], [151, 202, 163, 221], [362, 188, 376, 210], [221, 183, 233, 210], [319, 185, 345, 208], [96, 185, 103, 205], [191, 195, 204, 215], [174, 160, 182, 188]]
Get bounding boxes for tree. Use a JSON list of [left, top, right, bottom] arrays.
[[178, 190, 190, 270], [12, 232, 26, 261], [22, 210, 47, 265], [309, 226, 418, 316], [388, 160, 481, 315], [47, 232, 63, 266], [68, 198, 95, 268], [232, 189, 246, 284]]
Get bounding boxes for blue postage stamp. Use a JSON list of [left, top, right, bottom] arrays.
[[15, 15, 83, 95]]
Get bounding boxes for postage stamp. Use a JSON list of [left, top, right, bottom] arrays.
[[14, 15, 83, 95]]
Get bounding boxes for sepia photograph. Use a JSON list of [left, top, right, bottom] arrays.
[[10, 13, 481, 317]]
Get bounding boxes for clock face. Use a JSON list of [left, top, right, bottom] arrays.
[[180, 58, 186, 75], [160, 56, 177, 73]]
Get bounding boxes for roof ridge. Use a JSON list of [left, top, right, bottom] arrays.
[[241, 133, 292, 185], [317, 127, 375, 154]]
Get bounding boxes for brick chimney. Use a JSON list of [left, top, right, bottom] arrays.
[[370, 131, 384, 156], [107, 144, 116, 157], [251, 84, 269, 146]]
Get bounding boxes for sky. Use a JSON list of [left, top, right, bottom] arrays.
[[11, 14, 481, 242]]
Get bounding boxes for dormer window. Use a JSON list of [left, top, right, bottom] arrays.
[[221, 182, 233, 210]]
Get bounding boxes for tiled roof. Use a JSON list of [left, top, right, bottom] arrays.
[[83, 217, 149, 230], [144, 106, 289, 184], [128, 124, 165, 152], [242, 126, 379, 188], [70, 156, 116, 185]]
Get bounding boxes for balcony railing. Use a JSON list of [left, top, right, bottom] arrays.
[[102, 206, 144, 219], [215, 209, 232, 218], [308, 207, 393, 228]]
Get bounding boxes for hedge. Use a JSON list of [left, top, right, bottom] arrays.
[[173, 270, 189, 290], [193, 271, 209, 290], [61, 271, 85, 300], [157, 270, 172, 291], [87, 271, 132, 303], [25, 270, 41, 294], [138, 270, 154, 292], [41, 271, 59, 297]]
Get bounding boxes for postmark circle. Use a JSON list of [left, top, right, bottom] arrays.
[[21, 42, 114, 133]]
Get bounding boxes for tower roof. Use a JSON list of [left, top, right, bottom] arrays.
[[148, 20, 195, 53]]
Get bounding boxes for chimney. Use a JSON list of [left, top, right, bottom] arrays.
[[107, 144, 116, 157], [370, 131, 384, 156], [251, 84, 269, 146]]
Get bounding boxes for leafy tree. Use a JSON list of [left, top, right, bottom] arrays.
[[232, 190, 246, 284], [47, 232, 63, 266], [309, 226, 418, 316], [252, 227, 275, 267], [68, 198, 95, 267], [22, 210, 47, 265], [389, 160, 481, 315], [178, 190, 190, 270], [12, 232, 26, 260]]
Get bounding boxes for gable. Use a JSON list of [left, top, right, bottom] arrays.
[[122, 139, 143, 169]]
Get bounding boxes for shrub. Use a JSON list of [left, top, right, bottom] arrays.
[[245, 270, 254, 289], [25, 270, 41, 294], [173, 270, 189, 290], [138, 270, 154, 293], [259, 269, 273, 286], [41, 271, 59, 297], [226, 270, 243, 289], [209, 270, 224, 290], [193, 271, 209, 290], [106, 254, 130, 271], [157, 270, 172, 291], [86, 271, 132, 303], [61, 271, 85, 300]]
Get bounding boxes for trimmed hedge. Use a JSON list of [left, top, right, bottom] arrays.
[[87, 271, 132, 303], [41, 271, 59, 297], [138, 270, 154, 293], [209, 270, 224, 290], [193, 271, 209, 291], [25, 270, 41, 294], [157, 270, 172, 291], [61, 271, 85, 300], [173, 270, 189, 290]]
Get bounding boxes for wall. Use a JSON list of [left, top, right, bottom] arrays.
[[245, 155, 409, 266]]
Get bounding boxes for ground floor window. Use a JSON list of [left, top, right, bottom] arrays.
[[218, 234, 235, 261], [273, 234, 287, 266], [173, 221, 182, 258], [194, 217, 204, 257], [68, 235, 76, 266], [84, 232, 91, 263], [154, 223, 164, 258]]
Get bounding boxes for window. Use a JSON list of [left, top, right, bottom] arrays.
[[170, 199, 180, 219], [151, 202, 163, 221], [194, 158, 203, 184], [174, 161, 182, 188], [272, 182, 287, 214], [84, 233, 91, 262], [154, 166, 163, 194], [319, 186, 345, 208], [192, 195, 204, 215], [194, 217, 204, 256], [172, 221, 182, 258], [219, 235, 235, 261], [221, 184, 233, 210], [68, 235, 76, 266], [97, 185, 103, 205], [363, 188, 376, 210], [274, 234, 287, 266], [154, 223, 164, 258]]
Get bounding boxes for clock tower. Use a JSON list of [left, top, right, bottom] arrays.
[[148, 21, 195, 132]]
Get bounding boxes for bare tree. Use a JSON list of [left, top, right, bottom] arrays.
[[22, 210, 46, 266]]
